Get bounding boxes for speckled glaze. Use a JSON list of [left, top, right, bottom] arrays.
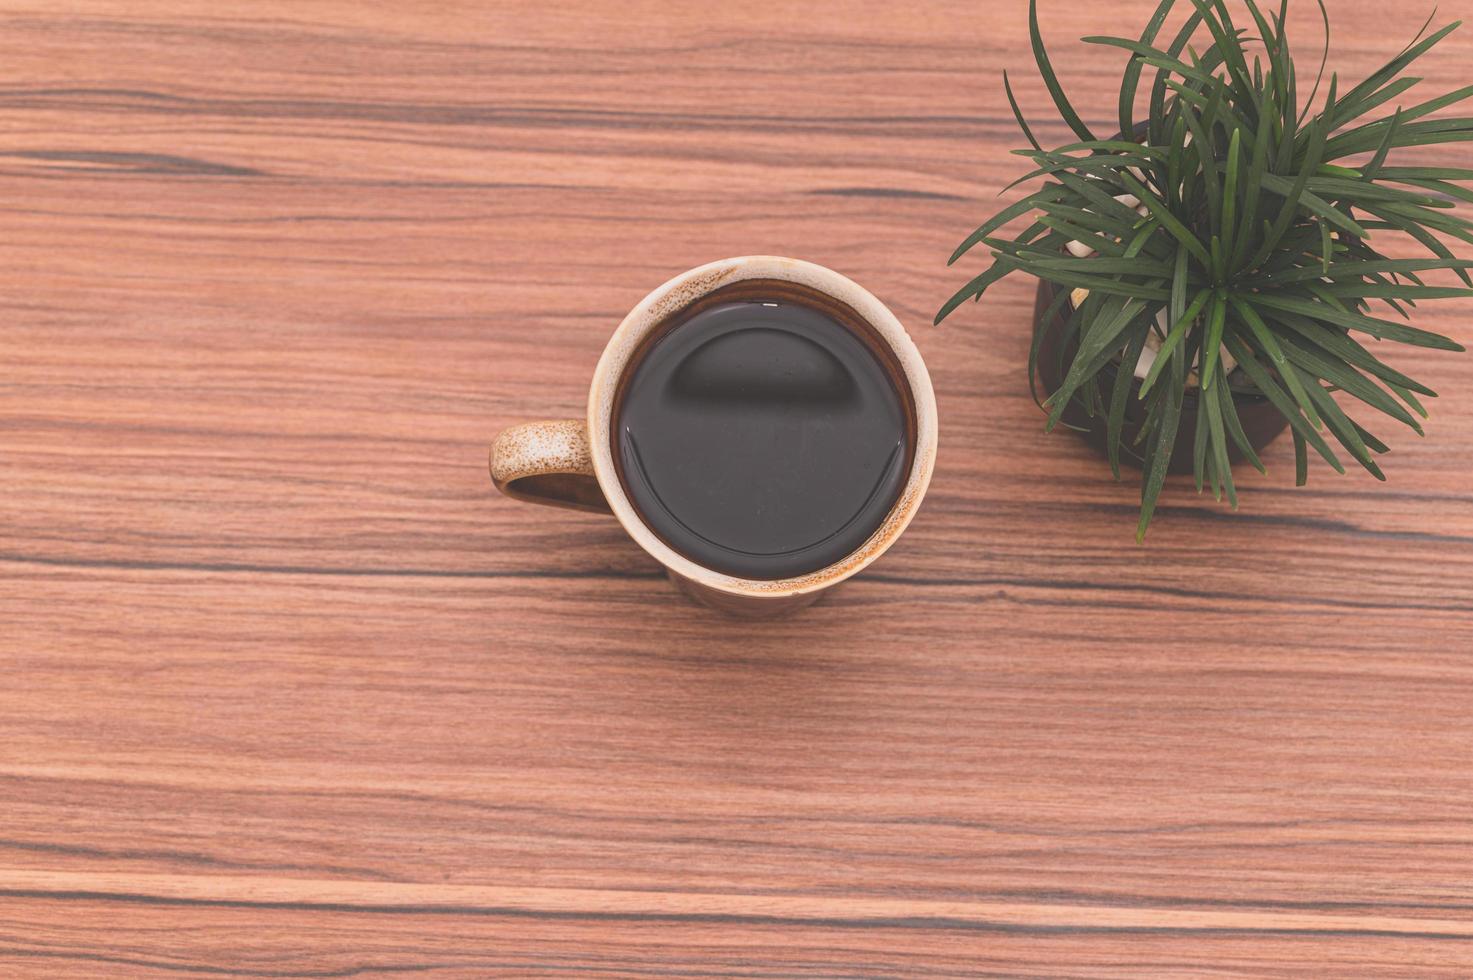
[[489, 420, 608, 513], [490, 256, 939, 616]]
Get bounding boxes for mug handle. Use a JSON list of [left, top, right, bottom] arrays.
[[489, 420, 610, 513]]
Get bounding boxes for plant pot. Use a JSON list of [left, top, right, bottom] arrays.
[[1032, 277, 1290, 475]]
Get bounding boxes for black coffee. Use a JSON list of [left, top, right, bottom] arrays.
[[615, 286, 911, 580]]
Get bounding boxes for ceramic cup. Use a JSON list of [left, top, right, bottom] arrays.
[[489, 256, 938, 617]]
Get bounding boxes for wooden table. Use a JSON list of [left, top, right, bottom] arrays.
[[4, 1, 1473, 974]]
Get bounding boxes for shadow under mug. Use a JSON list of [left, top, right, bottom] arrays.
[[489, 256, 938, 617]]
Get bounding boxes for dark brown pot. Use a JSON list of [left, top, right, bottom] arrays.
[[1032, 278, 1290, 475]]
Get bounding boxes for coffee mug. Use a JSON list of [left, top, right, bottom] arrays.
[[489, 256, 937, 616]]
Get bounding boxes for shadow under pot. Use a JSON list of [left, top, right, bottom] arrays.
[[1032, 278, 1290, 475]]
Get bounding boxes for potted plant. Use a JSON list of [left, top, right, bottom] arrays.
[[937, 0, 1471, 540]]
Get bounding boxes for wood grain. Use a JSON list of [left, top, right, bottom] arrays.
[[3, 0, 1473, 975]]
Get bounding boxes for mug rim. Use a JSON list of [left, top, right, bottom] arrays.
[[588, 256, 938, 599]]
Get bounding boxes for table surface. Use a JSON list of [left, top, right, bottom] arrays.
[[4, 0, 1473, 975]]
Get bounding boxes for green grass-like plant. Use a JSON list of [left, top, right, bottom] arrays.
[[938, 0, 1472, 540]]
